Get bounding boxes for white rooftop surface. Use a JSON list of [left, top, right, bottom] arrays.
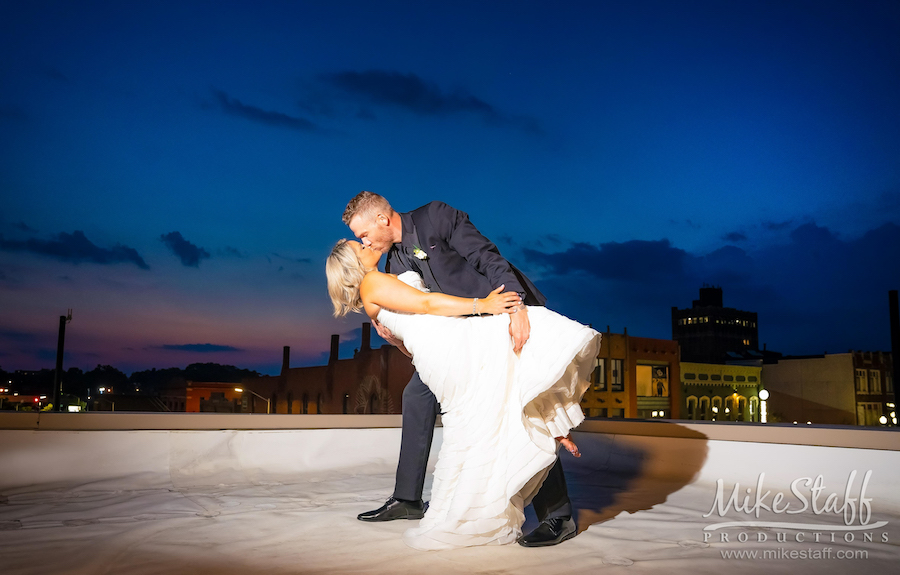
[[1, 415, 898, 574]]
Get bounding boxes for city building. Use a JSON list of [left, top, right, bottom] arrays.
[[158, 382, 244, 413], [672, 286, 760, 363], [761, 351, 895, 426], [679, 361, 764, 422], [239, 323, 414, 414], [580, 329, 681, 419]]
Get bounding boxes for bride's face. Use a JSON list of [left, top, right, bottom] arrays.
[[348, 240, 382, 269]]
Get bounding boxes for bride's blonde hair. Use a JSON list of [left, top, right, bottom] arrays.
[[326, 239, 369, 317]]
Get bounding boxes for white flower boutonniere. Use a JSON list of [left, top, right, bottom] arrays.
[[412, 245, 428, 260]]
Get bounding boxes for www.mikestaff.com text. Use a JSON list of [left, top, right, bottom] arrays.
[[721, 547, 869, 560]]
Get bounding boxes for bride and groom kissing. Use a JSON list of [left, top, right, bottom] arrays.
[[327, 191, 601, 550]]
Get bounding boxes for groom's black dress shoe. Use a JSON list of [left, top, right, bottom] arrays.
[[517, 516, 577, 547], [357, 497, 426, 521]]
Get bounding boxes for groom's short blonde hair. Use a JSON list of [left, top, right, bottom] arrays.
[[343, 191, 394, 225]]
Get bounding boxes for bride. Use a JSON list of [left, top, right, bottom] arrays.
[[326, 238, 602, 550]]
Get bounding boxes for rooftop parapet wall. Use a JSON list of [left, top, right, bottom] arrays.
[[1, 414, 898, 506], [1, 413, 896, 450]]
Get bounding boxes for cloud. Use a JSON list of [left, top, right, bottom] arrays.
[[668, 219, 701, 229], [218, 246, 245, 258], [722, 231, 747, 242], [271, 252, 312, 264], [318, 70, 542, 133], [523, 239, 690, 282], [160, 231, 210, 267], [0, 329, 40, 343], [789, 221, 838, 246], [213, 89, 318, 131], [532, 234, 564, 248], [159, 343, 243, 353], [763, 219, 794, 231], [517, 220, 900, 355], [10, 221, 37, 233], [0, 231, 148, 269]]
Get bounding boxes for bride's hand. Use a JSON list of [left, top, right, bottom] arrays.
[[478, 285, 522, 315]]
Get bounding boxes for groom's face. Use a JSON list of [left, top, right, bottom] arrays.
[[349, 213, 394, 253]]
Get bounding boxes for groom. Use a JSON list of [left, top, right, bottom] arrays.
[[344, 191, 577, 547]]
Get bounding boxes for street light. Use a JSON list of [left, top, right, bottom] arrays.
[[759, 389, 769, 424], [234, 387, 271, 414]]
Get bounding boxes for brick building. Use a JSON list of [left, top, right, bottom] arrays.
[[239, 323, 414, 414], [580, 329, 681, 419]]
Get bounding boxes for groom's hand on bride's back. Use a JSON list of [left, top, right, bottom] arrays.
[[372, 318, 400, 346]]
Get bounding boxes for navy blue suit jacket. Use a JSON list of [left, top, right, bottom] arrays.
[[385, 202, 546, 306]]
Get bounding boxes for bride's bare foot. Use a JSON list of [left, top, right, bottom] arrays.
[[557, 434, 580, 458]]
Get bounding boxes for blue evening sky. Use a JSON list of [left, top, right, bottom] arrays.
[[1, 0, 899, 374]]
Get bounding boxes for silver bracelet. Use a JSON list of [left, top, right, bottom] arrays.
[[473, 298, 478, 315]]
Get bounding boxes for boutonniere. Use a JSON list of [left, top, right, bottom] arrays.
[[412, 245, 429, 260]]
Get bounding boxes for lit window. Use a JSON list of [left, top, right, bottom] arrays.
[[856, 369, 868, 393], [869, 370, 881, 394], [611, 359, 624, 392], [592, 358, 606, 392]]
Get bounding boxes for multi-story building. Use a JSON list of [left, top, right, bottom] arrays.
[[762, 351, 895, 426], [672, 286, 759, 363], [679, 361, 764, 422], [580, 329, 681, 419]]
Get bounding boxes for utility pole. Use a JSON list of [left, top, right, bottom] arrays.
[[890, 291, 899, 425], [52, 310, 73, 412]]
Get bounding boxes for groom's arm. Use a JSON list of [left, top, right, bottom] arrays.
[[428, 202, 526, 296], [428, 202, 531, 353]]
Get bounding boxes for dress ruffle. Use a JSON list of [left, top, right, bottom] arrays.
[[377, 273, 601, 550]]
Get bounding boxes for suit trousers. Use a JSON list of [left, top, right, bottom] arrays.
[[393, 371, 573, 521]]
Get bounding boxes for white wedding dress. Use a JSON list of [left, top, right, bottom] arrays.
[[376, 271, 602, 550]]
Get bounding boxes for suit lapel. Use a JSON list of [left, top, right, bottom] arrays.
[[388, 244, 412, 274], [408, 218, 440, 292]]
